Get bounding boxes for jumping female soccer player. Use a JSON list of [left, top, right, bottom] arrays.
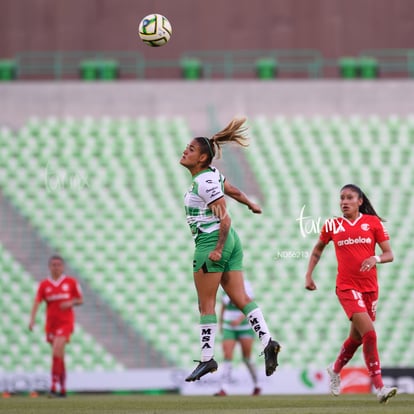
[[29, 255, 83, 397], [180, 117, 281, 382], [305, 184, 397, 403]]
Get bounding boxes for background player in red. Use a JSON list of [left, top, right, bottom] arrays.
[[29, 255, 83, 397], [305, 184, 397, 404]]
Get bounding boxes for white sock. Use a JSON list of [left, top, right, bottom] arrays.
[[220, 360, 232, 391], [244, 358, 258, 385], [246, 307, 271, 349], [200, 322, 217, 362]]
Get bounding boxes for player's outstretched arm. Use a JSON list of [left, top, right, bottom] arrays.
[[305, 240, 327, 290], [28, 300, 40, 331], [224, 180, 262, 214]]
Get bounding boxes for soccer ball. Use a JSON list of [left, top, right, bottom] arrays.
[[138, 14, 172, 47]]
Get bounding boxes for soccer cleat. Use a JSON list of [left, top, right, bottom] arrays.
[[252, 386, 261, 396], [185, 358, 218, 382], [377, 386, 397, 404], [214, 389, 227, 396], [326, 364, 341, 396], [263, 338, 281, 376]]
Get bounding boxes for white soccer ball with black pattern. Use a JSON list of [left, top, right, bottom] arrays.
[[138, 14, 172, 47]]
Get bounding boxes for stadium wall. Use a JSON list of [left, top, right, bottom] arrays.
[[1, 0, 414, 59], [1, 80, 414, 133], [2, 367, 413, 394]]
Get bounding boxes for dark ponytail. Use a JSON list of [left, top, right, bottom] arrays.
[[341, 184, 385, 222]]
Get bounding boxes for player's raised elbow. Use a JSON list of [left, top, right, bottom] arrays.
[[224, 181, 242, 198], [228, 187, 242, 199]]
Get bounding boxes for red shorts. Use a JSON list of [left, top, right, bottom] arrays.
[[336, 289, 378, 321], [46, 324, 73, 343]]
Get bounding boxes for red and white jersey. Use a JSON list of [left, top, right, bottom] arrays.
[[35, 275, 82, 330], [319, 214, 389, 292]]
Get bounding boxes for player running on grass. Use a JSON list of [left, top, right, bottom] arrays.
[[305, 184, 397, 404], [180, 117, 281, 382], [29, 255, 83, 397]]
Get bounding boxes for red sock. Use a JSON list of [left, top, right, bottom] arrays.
[[362, 330, 383, 389], [51, 356, 62, 391], [333, 336, 362, 373], [60, 358, 66, 395]]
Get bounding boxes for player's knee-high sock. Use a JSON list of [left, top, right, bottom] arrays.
[[60, 357, 66, 395], [243, 357, 258, 385], [200, 314, 217, 362], [362, 330, 383, 389], [333, 337, 362, 373], [51, 356, 61, 392], [219, 360, 232, 392], [242, 302, 272, 348]]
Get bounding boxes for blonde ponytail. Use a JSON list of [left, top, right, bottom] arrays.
[[211, 117, 249, 159]]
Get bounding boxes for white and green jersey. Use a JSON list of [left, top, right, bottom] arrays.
[[222, 280, 254, 331], [184, 166, 225, 239]]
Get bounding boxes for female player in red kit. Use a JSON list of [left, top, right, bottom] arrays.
[[29, 255, 83, 397], [305, 184, 397, 404]]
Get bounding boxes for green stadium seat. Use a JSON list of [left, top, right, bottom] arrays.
[[100, 60, 119, 81], [0, 59, 17, 81], [255, 58, 277, 80], [180, 58, 202, 80], [359, 57, 379, 78], [338, 57, 359, 78], [79, 60, 99, 81]]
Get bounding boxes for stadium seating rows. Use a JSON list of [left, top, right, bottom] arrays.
[[1, 114, 413, 371]]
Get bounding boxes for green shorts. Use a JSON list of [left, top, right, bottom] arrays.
[[222, 326, 255, 341], [193, 227, 243, 273]]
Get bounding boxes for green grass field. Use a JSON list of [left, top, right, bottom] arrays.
[[1, 394, 413, 414]]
